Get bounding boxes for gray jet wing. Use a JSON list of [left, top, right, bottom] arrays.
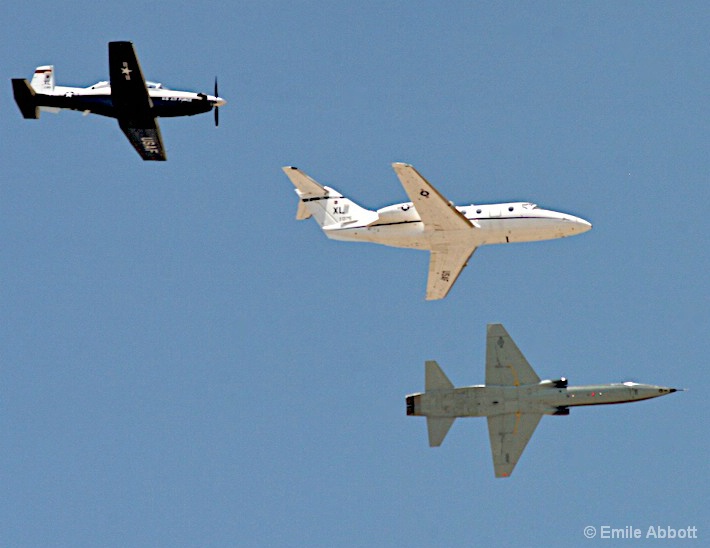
[[485, 324, 540, 386], [487, 412, 542, 478], [108, 41, 166, 161]]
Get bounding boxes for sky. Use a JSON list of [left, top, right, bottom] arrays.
[[1, 2, 708, 546]]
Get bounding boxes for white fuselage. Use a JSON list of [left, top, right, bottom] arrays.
[[324, 201, 591, 249], [408, 381, 677, 418]]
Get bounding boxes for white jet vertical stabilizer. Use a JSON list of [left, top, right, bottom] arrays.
[[282, 166, 379, 229]]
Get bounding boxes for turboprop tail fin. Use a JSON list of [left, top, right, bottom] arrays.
[[30, 65, 55, 92], [13, 66, 55, 119], [282, 166, 379, 229]]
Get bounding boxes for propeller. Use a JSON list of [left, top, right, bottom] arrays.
[[214, 77, 220, 127]]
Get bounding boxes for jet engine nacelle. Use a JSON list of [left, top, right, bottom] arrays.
[[553, 378, 568, 388], [539, 378, 568, 388], [553, 406, 570, 416], [376, 203, 421, 224]]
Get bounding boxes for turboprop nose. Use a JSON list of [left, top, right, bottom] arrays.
[[209, 95, 227, 107]]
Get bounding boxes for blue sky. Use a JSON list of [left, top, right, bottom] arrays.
[[2, 2, 708, 546]]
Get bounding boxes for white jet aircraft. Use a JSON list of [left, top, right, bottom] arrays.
[[406, 324, 681, 477], [12, 41, 226, 161], [283, 163, 592, 300]]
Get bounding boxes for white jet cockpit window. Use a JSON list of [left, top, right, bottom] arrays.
[[146, 82, 164, 89], [522, 203, 538, 210], [90, 81, 110, 89]]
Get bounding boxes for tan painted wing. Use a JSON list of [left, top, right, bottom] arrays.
[[487, 412, 542, 478], [485, 324, 540, 386]]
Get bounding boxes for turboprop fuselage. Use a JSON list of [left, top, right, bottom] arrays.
[[407, 380, 679, 418], [326, 199, 591, 249], [13, 42, 227, 161], [26, 79, 225, 119]]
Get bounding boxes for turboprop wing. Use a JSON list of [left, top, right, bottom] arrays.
[[108, 41, 166, 161], [392, 162, 477, 300]]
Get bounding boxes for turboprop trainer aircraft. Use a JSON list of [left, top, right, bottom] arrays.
[[11, 41, 226, 161], [283, 163, 591, 300], [406, 324, 681, 477]]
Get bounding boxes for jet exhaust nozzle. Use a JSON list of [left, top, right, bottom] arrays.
[[406, 395, 421, 416]]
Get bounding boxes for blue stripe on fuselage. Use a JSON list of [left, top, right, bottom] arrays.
[[38, 93, 212, 119]]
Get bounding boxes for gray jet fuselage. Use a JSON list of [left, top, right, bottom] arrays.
[[407, 325, 681, 477], [407, 381, 678, 418]]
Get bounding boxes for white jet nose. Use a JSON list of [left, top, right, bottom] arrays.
[[564, 214, 592, 234]]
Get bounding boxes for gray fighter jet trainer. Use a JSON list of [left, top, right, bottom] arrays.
[[406, 324, 681, 478]]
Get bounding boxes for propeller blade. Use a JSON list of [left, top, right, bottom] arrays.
[[214, 76, 219, 127]]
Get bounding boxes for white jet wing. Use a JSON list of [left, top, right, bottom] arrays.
[[487, 412, 542, 478], [392, 163, 473, 231], [391, 163, 478, 300], [485, 324, 540, 386], [426, 245, 477, 301]]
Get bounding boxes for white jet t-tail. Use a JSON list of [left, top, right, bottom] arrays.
[[406, 324, 681, 477], [283, 163, 592, 300]]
